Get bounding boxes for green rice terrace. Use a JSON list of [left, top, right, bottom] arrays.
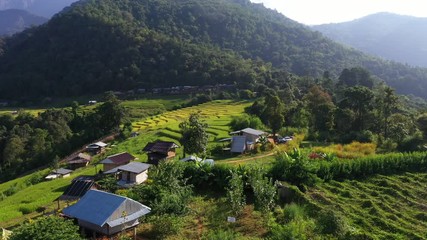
[[1, 98, 427, 240], [309, 172, 427, 239]]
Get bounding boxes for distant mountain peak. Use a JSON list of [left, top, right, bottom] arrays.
[[0, 8, 47, 35], [0, 0, 79, 18], [312, 13, 427, 68]]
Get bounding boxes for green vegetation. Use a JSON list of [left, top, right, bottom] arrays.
[[0, 93, 426, 239], [9, 216, 83, 240], [309, 173, 427, 239], [0, 92, 125, 182], [2, 0, 427, 100]]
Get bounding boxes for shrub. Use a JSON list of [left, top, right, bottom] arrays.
[[268, 218, 314, 240], [10, 216, 84, 240], [270, 149, 317, 188], [229, 114, 264, 131], [19, 205, 36, 214], [316, 209, 347, 236], [25, 172, 44, 185], [281, 204, 306, 224], [226, 171, 246, 215], [249, 168, 277, 213], [149, 215, 184, 240]]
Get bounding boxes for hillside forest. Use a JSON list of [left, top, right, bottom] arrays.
[[1, 0, 427, 99]]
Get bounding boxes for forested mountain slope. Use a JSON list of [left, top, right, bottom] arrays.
[[1, 0, 427, 99], [0, 0, 78, 17], [312, 12, 427, 68], [0, 9, 46, 35]]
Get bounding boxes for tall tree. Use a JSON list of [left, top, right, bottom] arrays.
[[179, 112, 209, 156], [262, 92, 285, 136], [94, 92, 126, 134], [340, 86, 374, 131], [375, 86, 399, 138]]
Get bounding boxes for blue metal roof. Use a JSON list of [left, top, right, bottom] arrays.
[[63, 190, 124, 226], [62, 190, 151, 227]]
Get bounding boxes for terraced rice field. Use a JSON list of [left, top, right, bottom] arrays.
[[131, 100, 250, 142], [309, 173, 427, 239]]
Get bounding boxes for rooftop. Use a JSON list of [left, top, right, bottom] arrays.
[[63, 190, 151, 228], [104, 162, 151, 174], [230, 128, 266, 136], [143, 141, 179, 154], [100, 152, 135, 165]]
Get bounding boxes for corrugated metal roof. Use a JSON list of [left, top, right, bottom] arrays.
[[104, 162, 150, 174], [143, 141, 179, 154], [231, 136, 247, 153], [62, 190, 150, 227], [235, 128, 266, 136], [118, 162, 150, 174], [100, 152, 135, 165]]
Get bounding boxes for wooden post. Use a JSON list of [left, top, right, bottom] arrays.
[[134, 227, 137, 240]]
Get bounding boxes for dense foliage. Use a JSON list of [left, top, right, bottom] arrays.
[[0, 93, 125, 182], [1, 0, 427, 99], [9, 216, 83, 240], [129, 161, 192, 215], [179, 112, 209, 157]]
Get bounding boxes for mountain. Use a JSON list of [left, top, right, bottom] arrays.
[[312, 12, 427, 68], [0, 0, 78, 18], [0, 9, 47, 35], [1, 0, 427, 99]]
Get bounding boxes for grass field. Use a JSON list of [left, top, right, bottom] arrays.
[[309, 173, 427, 239]]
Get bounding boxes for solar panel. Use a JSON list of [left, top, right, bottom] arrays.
[[60, 176, 97, 201]]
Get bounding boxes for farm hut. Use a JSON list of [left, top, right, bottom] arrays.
[[230, 136, 247, 153], [230, 128, 267, 143], [143, 141, 179, 165], [104, 162, 151, 188], [100, 152, 135, 172], [45, 168, 73, 180], [60, 176, 98, 201], [230, 128, 267, 153], [62, 190, 151, 237], [85, 141, 108, 154], [67, 153, 92, 169]]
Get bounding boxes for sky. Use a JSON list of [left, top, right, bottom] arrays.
[[250, 0, 427, 25]]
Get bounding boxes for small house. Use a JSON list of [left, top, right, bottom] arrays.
[[104, 162, 151, 188], [85, 141, 108, 154], [45, 168, 73, 180], [60, 176, 98, 201], [62, 190, 151, 237], [143, 141, 179, 165], [100, 152, 135, 172], [229, 128, 267, 153], [67, 153, 92, 169]]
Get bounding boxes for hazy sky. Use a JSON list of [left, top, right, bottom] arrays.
[[250, 0, 427, 25]]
